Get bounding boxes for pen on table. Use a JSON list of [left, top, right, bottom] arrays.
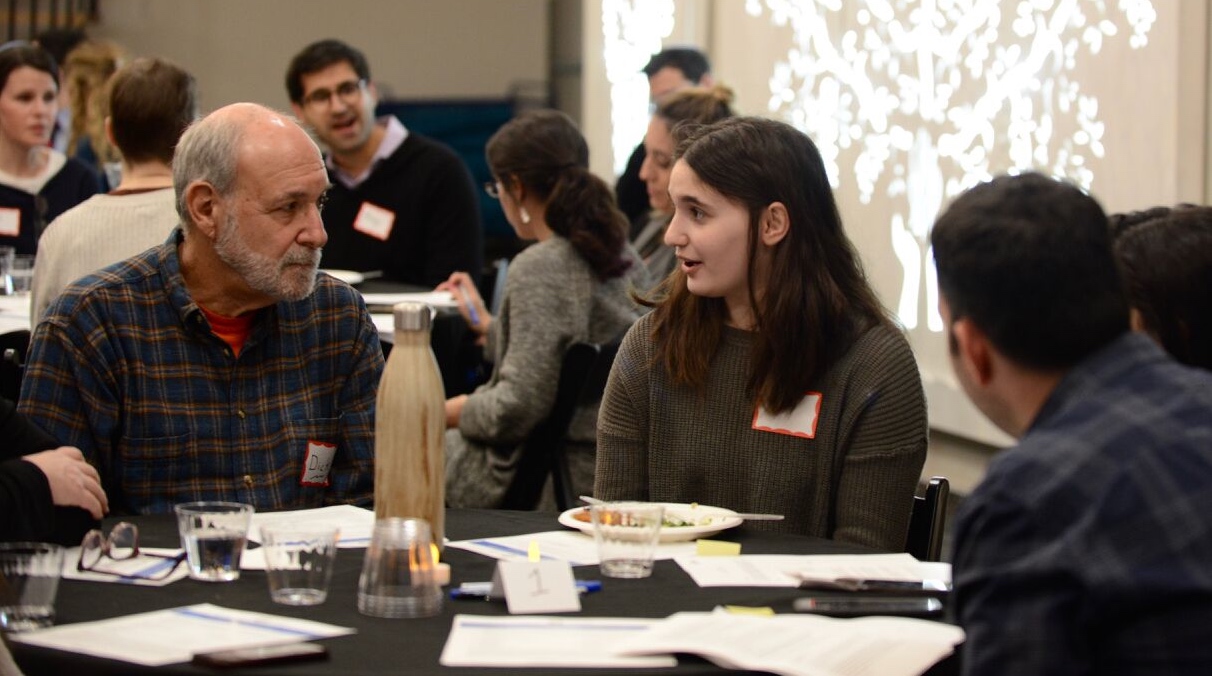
[[450, 580, 602, 600], [458, 284, 481, 327]]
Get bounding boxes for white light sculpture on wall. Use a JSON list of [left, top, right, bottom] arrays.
[[745, 0, 1155, 331], [602, 0, 676, 175]]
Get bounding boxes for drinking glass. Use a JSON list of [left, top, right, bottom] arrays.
[[261, 523, 340, 605], [174, 502, 253, 582], [8, 255, 32, 294], [590, 502, 665, 579], [356, 517, 442, 618], [0, 542, 64, 632]]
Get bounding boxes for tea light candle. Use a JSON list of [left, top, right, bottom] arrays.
[[435, 562, 451, 586], [429, 543, 451, 586]]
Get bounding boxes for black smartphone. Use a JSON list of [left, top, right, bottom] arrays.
[[797, 577, 951, 596], [191, 642, 329, 669], [792, 595, 944, 618]]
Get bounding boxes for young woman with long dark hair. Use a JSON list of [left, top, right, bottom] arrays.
[[596, 117, 926, 550]]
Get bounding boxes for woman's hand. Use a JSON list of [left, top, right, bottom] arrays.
[[23, 446, 109, 519], [436, 271, 492, 344], [445, 394, 468, 429]]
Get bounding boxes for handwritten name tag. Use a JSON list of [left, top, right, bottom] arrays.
[[0, 208, 20, 237], [300, 440, 336, 487], [752, 392, 822, 439], [353, 201, 395, 241]]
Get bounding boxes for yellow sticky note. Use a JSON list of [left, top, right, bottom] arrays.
[[722, 605, 775, 616], [695, 539, 742, 556]]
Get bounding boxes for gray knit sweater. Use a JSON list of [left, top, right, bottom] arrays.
[[595, 312, 927, 551], [445, 236, 648, 508]]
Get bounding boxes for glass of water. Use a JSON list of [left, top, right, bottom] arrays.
[[174, 502, 254, 582], [0, 542, 64, 632]]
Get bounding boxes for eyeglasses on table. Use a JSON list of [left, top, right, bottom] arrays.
[[77, 521, 185, 581]]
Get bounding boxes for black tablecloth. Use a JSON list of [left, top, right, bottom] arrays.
[[11, 509, 958, 675]]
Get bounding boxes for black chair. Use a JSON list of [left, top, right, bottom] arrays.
[[0, 329, 30, 403], [499, 337, 623, 511], [905, 475, 950, 562]]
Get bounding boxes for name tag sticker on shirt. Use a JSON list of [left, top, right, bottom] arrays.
[[752, 392, 822, 439], [0, 208, 19, 237], [353, 202, 395, 241], [300, 440, 337, 487]]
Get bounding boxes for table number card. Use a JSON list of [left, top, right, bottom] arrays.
[[491, 560, 582, 614]]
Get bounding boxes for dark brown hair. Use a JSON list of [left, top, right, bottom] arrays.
[[1111, 204, 1212, 370], [648, 116, 892, 413], [487, 109, 631, 280], [932, 173, 1127, 370], [108, 57, 196, 165]]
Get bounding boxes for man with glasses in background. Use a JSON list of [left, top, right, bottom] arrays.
[[285, 39, 482, 287]]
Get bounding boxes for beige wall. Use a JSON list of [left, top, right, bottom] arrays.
[[92, 0, 550, 112]]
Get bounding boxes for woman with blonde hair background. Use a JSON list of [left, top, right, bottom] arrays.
[[440, 110, 649, 508], [596, 117, 926, 550], [63, 39, 125, 188]]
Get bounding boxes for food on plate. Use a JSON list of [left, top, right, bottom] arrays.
[[570, 504, 715, 528]]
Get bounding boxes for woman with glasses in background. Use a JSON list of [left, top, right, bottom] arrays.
[[0, 43, 100, 256], [438, 110, 649, 509]]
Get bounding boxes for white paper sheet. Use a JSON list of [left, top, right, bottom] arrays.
[[10, 603, 355, 667], [675, 554, 951, 588], [247, 505, 375, 548], [360, 291, 457, 308], [0, 293, 30, 333], [61, 547, 189, 586], [616, 612, 964, 676], [446, 530, 696, 566], [439, 614, 676, 669]]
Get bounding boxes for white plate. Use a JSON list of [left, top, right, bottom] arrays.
[[322, 269, 365, 285], [558, 502, 743, 543]]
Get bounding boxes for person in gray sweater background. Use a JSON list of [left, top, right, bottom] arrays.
[[596, 117, 926, 551], [440, 110, 648, 509]]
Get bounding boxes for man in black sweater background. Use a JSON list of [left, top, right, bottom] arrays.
[[286, 39, 482, 287]]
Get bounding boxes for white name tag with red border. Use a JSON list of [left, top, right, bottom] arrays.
[[300, 440, 336, 487], [353, 201, 395, 241], [752, 392, 822, 439], [0, 208, 19, 237]]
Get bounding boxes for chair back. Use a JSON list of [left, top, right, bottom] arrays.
[[905, 475, 950, 562], [499, 336, 622, 511], [0, 330, 29, 403], [487, 258, 509, 316]]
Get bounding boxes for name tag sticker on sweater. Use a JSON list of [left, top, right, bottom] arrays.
[[0, 208, 19, 237], [752, 392, 822, 439], [353, 202, 395, 241], [300, 440, 336, 487]]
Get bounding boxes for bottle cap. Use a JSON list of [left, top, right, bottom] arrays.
[[392, 302, 433, 331]]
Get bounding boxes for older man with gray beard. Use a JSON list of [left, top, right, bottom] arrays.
[[18, 103, 383, 515]]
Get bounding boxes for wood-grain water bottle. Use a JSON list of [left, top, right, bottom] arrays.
[[373, 302, 445, 550]]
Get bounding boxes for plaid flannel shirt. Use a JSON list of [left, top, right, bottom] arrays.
[[19, 230, 383, 514], [954, 333, 1212, 675]]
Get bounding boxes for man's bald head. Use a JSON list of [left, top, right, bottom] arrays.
[[173, 103, 321, 230]]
